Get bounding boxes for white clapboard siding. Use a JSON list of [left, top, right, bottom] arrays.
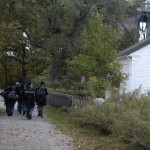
[[118, 57, 131, 92], [130, 44, 150, 93]]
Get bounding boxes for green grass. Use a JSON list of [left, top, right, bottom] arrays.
[[0, 108, 5, 116], [45, 107, 132, 150]]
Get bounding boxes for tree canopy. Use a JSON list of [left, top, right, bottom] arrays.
[[0, 0, 140, 95], [67, 12, 126, 97]]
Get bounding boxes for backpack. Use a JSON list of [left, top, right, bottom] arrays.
[[36, 87, 46, 98], [0, 92, 6, 98], [24, 89, 35, 100], [7, 91, 18, 100]]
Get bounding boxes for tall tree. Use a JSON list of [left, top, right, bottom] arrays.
[[68, 12, 125, 96], [0, 0, 140, 88], [0, 0, 49, 83]]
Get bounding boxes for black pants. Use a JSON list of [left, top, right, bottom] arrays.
[[5, 99, 16, 116]]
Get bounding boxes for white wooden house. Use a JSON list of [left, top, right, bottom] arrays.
[[118, 37, 150, 93]]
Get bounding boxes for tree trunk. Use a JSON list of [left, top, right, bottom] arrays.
[[21, 46, 26, 83], [4, 64, 8, 86], [51, 64, 60, 81], [21, 64, 26, 83]]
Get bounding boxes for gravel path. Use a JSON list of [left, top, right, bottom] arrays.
[[0, 94, 75, 150]]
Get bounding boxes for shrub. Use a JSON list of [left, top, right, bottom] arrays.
[[71, 103, 116, 135], [71, 88, 150, 149], [111, 99, 150, 150]]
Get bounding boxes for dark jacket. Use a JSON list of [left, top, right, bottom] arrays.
[[35, 86, 48, 106], [15, 83, 25, 101], [22, 87, 35, 106], [4, 86, 17, 103]]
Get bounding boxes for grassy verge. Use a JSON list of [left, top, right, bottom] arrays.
[[45, 107, 131, 150], [0, 108, 5, 116]]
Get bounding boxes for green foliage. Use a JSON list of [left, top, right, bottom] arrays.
[[85, 76, 109, 99], [0, 108, 5, 116], [45, 106, 129, 150], [112, 114, 150, 150], [0, 0, 140, 89], [109, 89, 150, 149], [0, 0, 38, 83], [72, 104, 113, 135], [71, 89, 150, 150], [45, 107, 73, 130], [118, 27, 139, 51], [68, 12, 125, 97], [31, 66, 51, 86]]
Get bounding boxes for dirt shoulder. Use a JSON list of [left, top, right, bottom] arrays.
[[0, 95, 75, 150]]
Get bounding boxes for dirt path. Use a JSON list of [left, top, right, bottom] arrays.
[[0, 94, 75, 150]]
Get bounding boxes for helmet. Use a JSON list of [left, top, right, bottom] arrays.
[[40, 81, 45, 86]]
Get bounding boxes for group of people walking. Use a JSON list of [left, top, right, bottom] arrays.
[[1, 81, 48, 119]]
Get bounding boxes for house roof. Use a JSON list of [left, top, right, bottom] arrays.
[[118, 37, 150, 57]]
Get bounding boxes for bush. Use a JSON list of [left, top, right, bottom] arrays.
[[71, 104, 115, 135], [110, 97, 150, 150], [59, 106, 72, 114], [71, 89, 150, 149], [112, 113, 150, 150]]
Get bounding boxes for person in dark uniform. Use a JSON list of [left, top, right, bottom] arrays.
[[4, 83, 18, 116], [35, 81, 48, 117], [22, 82, 35, 119], [15, 81, 25, 114]]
